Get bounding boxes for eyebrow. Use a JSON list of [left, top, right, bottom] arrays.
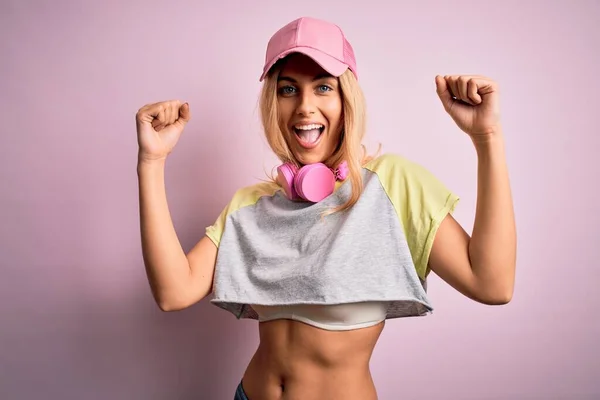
[[277, 73, 334, 83]]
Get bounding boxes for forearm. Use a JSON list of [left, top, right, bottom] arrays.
[[137, 158, 191, 308], [468, 128, 517, 301]]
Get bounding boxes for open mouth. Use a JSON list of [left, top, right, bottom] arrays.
[[293, 124, 325, 149]]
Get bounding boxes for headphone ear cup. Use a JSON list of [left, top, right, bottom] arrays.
[[277, 163, 299, 200], [335, 161, 349, 181], [292, 165, 307, 200], [294, 163, 336, 202]]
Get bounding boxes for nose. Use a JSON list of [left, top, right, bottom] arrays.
[[295, 90, 316, 116]]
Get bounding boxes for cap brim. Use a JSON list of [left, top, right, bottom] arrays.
[[259, 46, 348, 81]]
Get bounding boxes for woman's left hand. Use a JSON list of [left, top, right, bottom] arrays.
[[435, 75, 501, 140]]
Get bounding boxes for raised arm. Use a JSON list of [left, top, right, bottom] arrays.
[[136, 100, 217, 311], [428, 75, 516, 305]]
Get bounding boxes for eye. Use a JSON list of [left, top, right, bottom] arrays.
[[317, 85, 333, 93], [278, 85, 296, 96]]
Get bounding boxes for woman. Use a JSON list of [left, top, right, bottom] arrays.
[[135, 16, 516, 400]]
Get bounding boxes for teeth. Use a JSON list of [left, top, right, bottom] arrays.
[[295, 124, 323, 130]]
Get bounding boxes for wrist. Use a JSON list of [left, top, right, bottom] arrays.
[[137, 153, 167, 173], [471, 128, 505, 155]]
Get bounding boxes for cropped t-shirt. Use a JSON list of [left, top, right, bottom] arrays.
[[204, 153, 459, 322]]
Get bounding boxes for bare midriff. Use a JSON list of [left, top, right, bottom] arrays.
[[241, 319, 385, 400]]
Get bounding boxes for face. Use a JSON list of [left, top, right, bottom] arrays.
[[276, 54, 343, 166]]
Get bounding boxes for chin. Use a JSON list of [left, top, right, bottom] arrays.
[[289, 136, 336, 167], [292, 149, 329, 166]]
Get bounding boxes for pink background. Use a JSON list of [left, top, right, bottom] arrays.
[[2, 0, 599, 399]]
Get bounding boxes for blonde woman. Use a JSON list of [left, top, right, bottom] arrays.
[[136, 16, 516, 400]]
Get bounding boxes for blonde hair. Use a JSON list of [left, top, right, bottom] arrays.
[[259, 61, 379, 214]]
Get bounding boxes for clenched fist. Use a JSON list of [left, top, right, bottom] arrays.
[[136, 100, 191, 162], [435, 75, 501, 138]]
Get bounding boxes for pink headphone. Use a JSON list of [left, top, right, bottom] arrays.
[[276, 161, 349, 202]]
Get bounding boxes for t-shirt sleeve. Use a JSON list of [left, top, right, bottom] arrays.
[[365, 153, 460, 281], [205, 182, 281, 247], [205, 202, 230, 247]]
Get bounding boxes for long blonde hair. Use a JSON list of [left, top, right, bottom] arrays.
[[259, 61, 378, 214]]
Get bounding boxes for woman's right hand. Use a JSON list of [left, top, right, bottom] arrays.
[[135, 100, 191, 163]]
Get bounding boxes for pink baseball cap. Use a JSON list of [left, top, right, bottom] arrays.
[[259, 17, 358, 82]]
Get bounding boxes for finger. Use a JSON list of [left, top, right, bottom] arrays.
[[179, 102, 190, 122], [471, 77, 497, 96], [457, 76, 472, 104], [154, 108, 166, 131], [170, 100, 182, 124], [165, 103, 175, 126], [469, 77, 500, 111], [145, 102, 164, 118], [174, 102, 191, 127], [467, 79, 482, 104], [136, 103, 158, 124], [435, 75, 454, 112], [445, 75, 459, 100], [151, 118, 164, 131]]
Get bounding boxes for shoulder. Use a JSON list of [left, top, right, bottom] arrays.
[[362, 151, 458, 218], [364, 152, 411, 168], [363, 152, 438, 187], [205, 180, 280, 247], [224, 180, 281, 216]]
